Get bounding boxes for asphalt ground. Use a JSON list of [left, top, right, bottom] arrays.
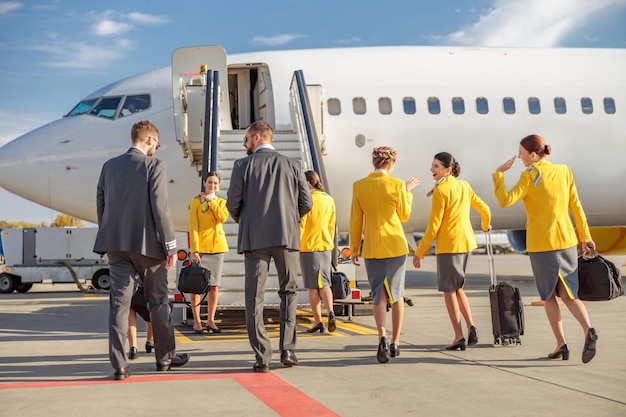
[[0, 253, 625, 417]]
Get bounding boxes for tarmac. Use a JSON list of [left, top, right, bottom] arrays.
[[0, 253, 625, 417]]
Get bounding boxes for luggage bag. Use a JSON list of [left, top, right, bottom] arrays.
[[486, 232, 524, 346], [578, 249, 623, 301], [331, 266, 351, 300]]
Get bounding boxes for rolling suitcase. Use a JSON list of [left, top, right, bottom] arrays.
[[486, 232, 524, 346]]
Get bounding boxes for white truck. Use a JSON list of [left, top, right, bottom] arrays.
[[0, 227, 109, 293]]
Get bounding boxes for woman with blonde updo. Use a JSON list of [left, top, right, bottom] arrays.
[[350, 146, 420, 363], [494, 134, 597, 363]]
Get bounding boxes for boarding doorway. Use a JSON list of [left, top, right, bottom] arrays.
[[228, 65, 275, 130]]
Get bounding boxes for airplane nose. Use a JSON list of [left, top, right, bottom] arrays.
[[0, 122, 54, 208]]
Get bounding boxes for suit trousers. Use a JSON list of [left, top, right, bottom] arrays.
[[244, 247, 299, 365], [107, 251, 177, 369]]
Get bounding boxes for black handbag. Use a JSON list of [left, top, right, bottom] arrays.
[[130, 284, 151, 322], [578, 250, 623, 301], [331, 266, 351, 299], [177, 263, 211, 307]]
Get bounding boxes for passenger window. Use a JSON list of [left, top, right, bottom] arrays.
[[378, 97, 392, 115], [89, 96, 122, 119], [452, 97, 465, 115], [581, 97, 593, 114], [353, 97, 366, 115], [603, 97, 616, 114], [554, 97, 567, 114], [528, 97, 541, 114], [66, 98, 97, 117], [427, 97, 440, 115], [118, 95, 151, 118], [503, 97, 516, 114], [476, 97, 489, 114], [327, 98, 341, 116], [403, 97, 416, 114]]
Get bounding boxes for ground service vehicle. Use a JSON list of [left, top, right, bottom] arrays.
[[0, 227, 109, 293]]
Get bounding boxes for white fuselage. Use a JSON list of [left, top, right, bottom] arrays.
[[0, 45, 625, 234]]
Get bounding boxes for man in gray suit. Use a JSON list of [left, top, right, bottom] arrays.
[[227, 121, 312, 372], [94, 120, 189, 380]]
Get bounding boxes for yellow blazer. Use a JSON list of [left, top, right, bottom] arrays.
[[350, 171, 413, 259], [415, 176, 491, 258], [492, 159, 591, 252], [300, 190, 336, 252], [188, 195, 229, 254]]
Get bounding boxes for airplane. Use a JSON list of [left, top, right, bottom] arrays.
[[0, 44, 625, 302]]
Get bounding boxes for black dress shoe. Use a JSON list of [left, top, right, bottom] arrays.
[[327, 312, 337, 333], [582, 327, 598, 364], [548, 344, 570, 360], [305, 322, 325, 333], [113, 367, 130, 380], [156, 353, 190, 371], [128, 347, 138, 360], [468, 326, 478, 346], [253, 362, 270, 373], [193, 328, 204, 334], [389, 343, 400, 358], [377, 337, 390, 363], [280, 350, 298, 366], [446, 338, 467, 351], [145, 341, 154, 353]]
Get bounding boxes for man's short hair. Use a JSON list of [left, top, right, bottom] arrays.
[[247, 121, 273, 143], [131, 120, 159, 144]]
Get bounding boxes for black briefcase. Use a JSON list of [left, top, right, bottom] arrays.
[[578, 251, 623, 301]]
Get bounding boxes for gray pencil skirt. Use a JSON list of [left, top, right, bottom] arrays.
[[198, 252, 225, 287], [436, 253, 470, 292], [528, 246, 579, 300], [364, 255, 407, 305], [300, 251, 332, 289]]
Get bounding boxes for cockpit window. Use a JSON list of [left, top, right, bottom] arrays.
[[118, 95, 151, 118], [66, 99, 97, 117], [66, 94, 151, 120], [89, 96, 123, 119]]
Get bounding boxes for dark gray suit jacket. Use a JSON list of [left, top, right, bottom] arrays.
[[93, 147, 176, 259], [226, 148, 312, 254]]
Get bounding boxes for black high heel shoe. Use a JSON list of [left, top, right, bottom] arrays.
[[548, 344, 570, 360], [305, 322, 325, 333], [389, 343, 400, 358], [582, 327, 598, 364], [377, 337, 390, 363], [128, 347, 138, 360], [145, 341, 154, 353], [207, 324, 222, 334], [446, 338, 467, 351], [468, 326, 478, 346]]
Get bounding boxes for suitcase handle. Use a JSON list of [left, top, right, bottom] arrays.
[[485, 231, 497, 286]]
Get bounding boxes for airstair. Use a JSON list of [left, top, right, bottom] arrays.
[[171, 46, 327, 308]]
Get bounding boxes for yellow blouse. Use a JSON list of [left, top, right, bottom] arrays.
[[188, 195, 229, 254], [415, 176, 490, 258], [350, 171, 413, 259], [493, 159, 591, 252], [300, 190, 336, 252]]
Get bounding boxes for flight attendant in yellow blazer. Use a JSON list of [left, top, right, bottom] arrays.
[[188, 171, 229, 334], [413, 152, 491, 351], [350, 146, 420, 363], [300, 170, 337, 333], [494, 134, 597, 363]]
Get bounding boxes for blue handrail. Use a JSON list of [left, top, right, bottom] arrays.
[[294, 70, 320, 176], [200, 70, 220, 191]]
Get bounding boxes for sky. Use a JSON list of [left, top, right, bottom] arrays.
[[0, 0, 625, 224]]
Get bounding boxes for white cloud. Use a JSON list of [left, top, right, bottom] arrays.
[[0, 1, 23, 15], [30, 41, 130, 69], [444, 0, 626, 47], [127, 12, 168, 25], [92, 20, 133, 36], [251, 34, 306, 47]]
